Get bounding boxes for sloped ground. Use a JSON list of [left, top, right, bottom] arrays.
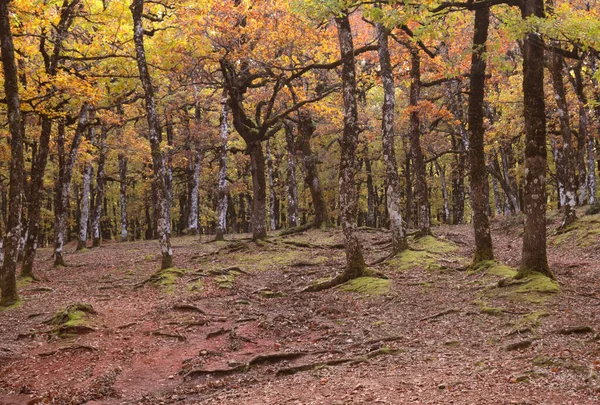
[[0, 210, 599, 404]]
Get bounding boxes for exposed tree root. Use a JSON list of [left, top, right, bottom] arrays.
[[173, 304, 208, 315], [280, 223, 314, 236], [552, 326, 595, 335], [206, 327, 232, 339], [184, 351, 307, 380], [281, 240, 317, 249], [302, 268, 386, 293], [275, 347, 400, 376], [38, 344, 98, 357], [504, 339, 535, 351]]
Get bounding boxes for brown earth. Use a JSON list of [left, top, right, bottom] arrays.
[[1, 209, 600, 404]]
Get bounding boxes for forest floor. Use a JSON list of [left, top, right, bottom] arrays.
[[1, 208, 600, 405]]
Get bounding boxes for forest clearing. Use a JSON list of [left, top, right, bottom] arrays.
[[0, 0, 600, 403], [1, 210, 600, 404]]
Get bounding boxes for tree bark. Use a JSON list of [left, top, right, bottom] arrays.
[[549, 47, 577, 227], [90, 126, 107, 247], [329, 13, 367, 283], [131, 0, 173, 269], [216, 95, 229, 240], [376, 22, 407, 253], [76, 121, 95, 251], [468, 6, 494, 263], [408, 49, 431, 236], [518, 0, 553, 279], [0, 0, 24, 306], [266, 139, 277, 231], [297, 110, 328, 228], [54, 105, 90, 266], [284, 123, 299, 227], [118, 153, 128, 241]]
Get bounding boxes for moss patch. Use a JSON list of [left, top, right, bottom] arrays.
[[513, 310, 549, 331], [338, 277, 390, 296], [412, 235, 457, 254], [148, 267, 186, 292], [0, 299, 23, 312], [550, 215, 600, 248], [475, 300, 504, 316], [49, 303, 97, 338], [472, 261, 518, 278]]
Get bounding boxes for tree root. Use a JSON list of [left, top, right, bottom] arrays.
[[184, 351, 307, 380], [280, 223, 315, 236], [275, 347, 400, 376], [552, 326, 595, 335], [302, 273, 350, 293], [173, 304, 208, 315], [38, 344, 99, 357]]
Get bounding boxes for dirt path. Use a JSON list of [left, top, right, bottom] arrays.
[[1, 213, 600, 404]]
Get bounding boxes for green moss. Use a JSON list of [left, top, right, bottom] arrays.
[[148, 267, 185, 292], [17, 276, 34, 289], [144, 254, 155, 261], [513, 310, 549, 331], [187, 280, 204, 292], [338, 277, 390, 295], [515, 272, 559, 294], [49, 303, 96, 337], [389, 249, 436, 271], [471, 260, 518, 278], [550, 215, 600, 248], [475, 300, 504, 316], [215, 274, 234, 289], [412, 235, 457, 254], [258, 290, 285, 298]]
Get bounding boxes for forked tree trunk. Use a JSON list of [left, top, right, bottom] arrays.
[[0, 0, 24, 306], [518, 0, 554, 279], [376, 22, 407, 253], [54, 105, 91, 267], [118, 153, 128, 241], [305, 13, 366, 293], [90, 126, 107, 247], [467, 6, 494, 263], [216, 95, 229, 240], [131, 0, 173, 269], [77, 123, 95, 251]]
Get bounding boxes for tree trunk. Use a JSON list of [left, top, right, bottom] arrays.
[[247, 142, 267, 239], [54, 105, 90, 267], [468, 6, 494, 263], [284, 123, 299, 227], [377, 22, 407, 252], [408, 49, 431, 236], [518, 0, 553, 279], [266, 139, 277, 231], [131, 0, 173, 269], [549, 47, 577, 227], [216, 95, 229, 240], [0, 0, 24, 306], [187, 146, 201, 235], [77, 122, 95, 250], [90, 126, 107, 247], [297, 110, 328, 228], [364, 151, 377, 228], [311, 14, 366, 292], [21, 117, 52, 277], [118, 153, 128, 241]]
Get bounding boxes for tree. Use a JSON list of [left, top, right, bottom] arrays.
[[0, 0, 24, 306], [518, 0, 554, 279], [467, 5, 494, 263], [131, 0, 173, 270]]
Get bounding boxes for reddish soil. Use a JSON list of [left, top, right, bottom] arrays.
[[1, 212, 600, 404]]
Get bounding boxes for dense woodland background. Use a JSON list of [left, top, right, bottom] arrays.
[[0, 0, 599, 306]]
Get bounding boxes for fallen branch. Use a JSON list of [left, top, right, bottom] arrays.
[[152, 331, 187, 341]]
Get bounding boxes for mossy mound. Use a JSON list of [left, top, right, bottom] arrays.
[[49, 303, 97, 337], [148, 267, 185, 292], [550, 215, 600, 248], [0, 299, 23, 311], [472, 260, 518, 278], [514, 272, 560, 295], [338, 277, 390, 296], [513, 310, 549, 332], [387, 235, 464, 272]]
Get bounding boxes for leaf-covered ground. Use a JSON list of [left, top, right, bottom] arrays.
[[1, 210, 600, 404]]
